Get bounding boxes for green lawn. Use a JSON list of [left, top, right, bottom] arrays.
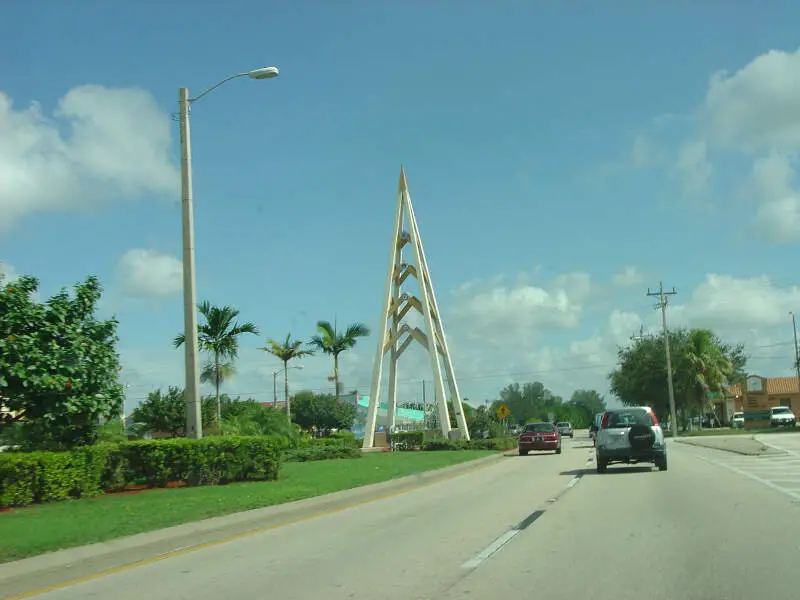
[[0, 450, 494, 563]]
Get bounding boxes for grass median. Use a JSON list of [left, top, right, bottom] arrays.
[[0, 450, 495, 563]]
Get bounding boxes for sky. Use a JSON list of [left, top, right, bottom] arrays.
[[3, 0, 800, 413]]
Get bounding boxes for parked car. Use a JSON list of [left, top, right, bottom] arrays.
[[518, 422, 562, 456], [595, 406, 667, 473], [731, 412, 744, 428], [556, 421, 574, 438], [770, 406, 797, 428]]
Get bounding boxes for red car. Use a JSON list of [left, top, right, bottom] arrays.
[[518, 422, 562, 455]]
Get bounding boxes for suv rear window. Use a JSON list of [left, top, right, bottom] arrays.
[[557, 422, 570, 427], [603, 409, 654, 429]]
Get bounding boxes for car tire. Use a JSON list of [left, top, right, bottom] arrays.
[[596, 456, 608, 473], [555, 446, 562, 454], [519, 449, 528, 456], [655, 453, 668, 471]]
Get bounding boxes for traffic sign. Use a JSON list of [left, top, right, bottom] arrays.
[[496, 403, 511, 419]]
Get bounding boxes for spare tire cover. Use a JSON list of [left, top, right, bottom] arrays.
[[628, 424, 655, 451]]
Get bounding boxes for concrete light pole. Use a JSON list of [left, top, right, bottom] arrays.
[[791, 312, 800, 390], [179, 66, 279, 439]]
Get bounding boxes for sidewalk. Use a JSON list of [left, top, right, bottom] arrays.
[[0, 453, 503, 599], [674, 434, 784, 456]]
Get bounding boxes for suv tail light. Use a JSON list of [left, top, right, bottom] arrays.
[[600, 412, 609, 428], [649, 408, 659, 426]]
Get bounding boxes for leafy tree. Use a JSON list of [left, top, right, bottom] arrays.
[[291, 390, 357, 432], [308, 320, 370, 402], [130, 386, 215, 437], [174, 301, 259, 426], [494, 381, 558, 424], [609, 328, 746, 427], [567, 389, 607, 427], [259, 333, 313, 422], [0, 274, 124, 449]]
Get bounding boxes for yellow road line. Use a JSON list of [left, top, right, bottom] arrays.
[[4, 457, 500, 600]]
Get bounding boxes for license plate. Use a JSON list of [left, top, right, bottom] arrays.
[[534, 436, 544, 441]]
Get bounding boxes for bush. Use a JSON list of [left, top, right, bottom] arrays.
[[421, 437, 516, 452], [284, 445, 362, 462], [388, 431, 424, 451], [0, 435, 284, 508], [303, 431, 360, 450]]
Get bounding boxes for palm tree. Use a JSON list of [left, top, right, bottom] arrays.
[[682, 328, 733, 425], [308, 320, 370, 402], [259, 333, 314, 422], [174, 301, 259, 425]]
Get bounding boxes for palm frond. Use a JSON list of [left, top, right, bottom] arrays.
[[173, 333, 186, 348], [260, 333, 314, 362]]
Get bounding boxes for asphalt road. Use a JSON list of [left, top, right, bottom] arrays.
[[17, 434, 800, 600]]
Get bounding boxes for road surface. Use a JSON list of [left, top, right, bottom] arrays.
[[11, 433, 800, 600]]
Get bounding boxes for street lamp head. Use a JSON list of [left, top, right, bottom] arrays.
[[248, 66, 280, 80]]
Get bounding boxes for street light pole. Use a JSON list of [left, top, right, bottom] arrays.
[[179, 87, 203, 439], [178, 66, 279, 440], [791, 312, 800, 391]]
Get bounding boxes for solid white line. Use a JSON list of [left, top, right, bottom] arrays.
[[461, 529, 521, 570], [696, 455, 800, 501]]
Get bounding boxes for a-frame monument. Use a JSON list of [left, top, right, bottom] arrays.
[[362, 166, 470, 449]]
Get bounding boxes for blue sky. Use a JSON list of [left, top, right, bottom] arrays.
[[3, 1, 800, 411]]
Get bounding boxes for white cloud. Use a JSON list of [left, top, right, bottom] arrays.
[[117, 248, 182, 298], [0, 85, 178, 229], [703, 48, 800, 153], [612, 266, 644, 288], [623, 47, 800, 240], [449, 271, 591, 347]]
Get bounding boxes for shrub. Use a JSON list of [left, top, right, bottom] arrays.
[[283, 445, 362, 462], [388, 431, 425, 451], [421, 437, 516, 452], [303, 431, 360, 450], [0, 435, 284, 508], [0, 443, 114, 507]]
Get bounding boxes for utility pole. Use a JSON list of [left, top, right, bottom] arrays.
[[647, 282, 678, 439], [630, 325, 653, 343], [791, 312, 800, 391]]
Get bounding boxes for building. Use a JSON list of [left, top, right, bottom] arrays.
[[726, 375, 800, 425]]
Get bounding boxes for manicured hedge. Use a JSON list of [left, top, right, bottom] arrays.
[[422, 437, 517, 452], [0, 436, 284, 508], [284, 445, 362, 462], [303, 431, 360, 449]]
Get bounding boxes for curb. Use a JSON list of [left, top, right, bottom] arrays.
[[0, 452, 503, 598], [674, 437, 783, 456]]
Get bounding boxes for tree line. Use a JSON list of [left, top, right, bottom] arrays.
[[0, 273, 370, 450]]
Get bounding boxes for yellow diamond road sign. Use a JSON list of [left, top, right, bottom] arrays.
[[496, 403, 510, 419]]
